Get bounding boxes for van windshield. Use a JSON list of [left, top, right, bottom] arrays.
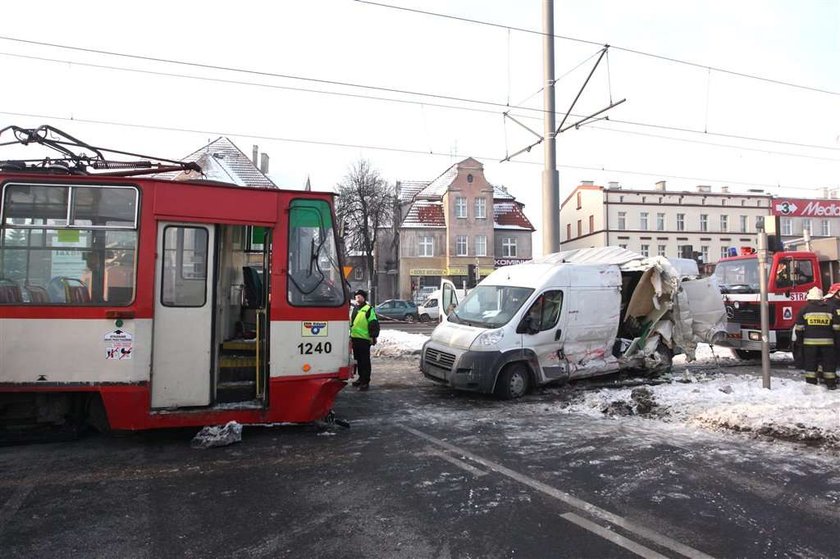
[[449, 285, 534, 328]]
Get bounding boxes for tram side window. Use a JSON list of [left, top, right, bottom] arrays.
[[0, 184, 138, 305], [287, 199, 345, 306]]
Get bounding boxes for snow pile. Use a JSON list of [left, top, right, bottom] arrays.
[[567, 374, 840, 449], [372, 330, 427, 358]]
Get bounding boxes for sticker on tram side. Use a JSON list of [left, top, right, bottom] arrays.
[[104, 329, 133, 360], [301, 321, 328, 337]]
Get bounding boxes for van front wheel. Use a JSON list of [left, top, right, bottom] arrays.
[[495, 363, 530, 400]]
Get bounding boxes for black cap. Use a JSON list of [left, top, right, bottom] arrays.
[[353, 289, 368, 300]]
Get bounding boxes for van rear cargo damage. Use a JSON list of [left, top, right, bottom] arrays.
[[420, 247, 727, 399]]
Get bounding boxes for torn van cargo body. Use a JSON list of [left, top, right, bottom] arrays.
[[420, 247, 727, 399]]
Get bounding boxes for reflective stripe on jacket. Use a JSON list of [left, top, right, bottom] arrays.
[[350, 304, 378, 341]]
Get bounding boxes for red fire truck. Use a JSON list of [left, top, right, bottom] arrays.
[[714, 198, 840, 359], [0, 125, 352, 432]]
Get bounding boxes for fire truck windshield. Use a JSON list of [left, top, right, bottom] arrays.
[[713, 258, 768, 294]]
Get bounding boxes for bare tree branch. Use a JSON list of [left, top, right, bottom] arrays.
[[335, 159, 396, 303]]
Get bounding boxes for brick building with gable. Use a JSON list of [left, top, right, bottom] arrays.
[[375, 157, 535, 301]]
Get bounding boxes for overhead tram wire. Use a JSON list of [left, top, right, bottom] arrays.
[[353, 0, 840, 98], [2, 47, 839, 157], [0, 35, 540, 115], [0, 108, 826, 193]]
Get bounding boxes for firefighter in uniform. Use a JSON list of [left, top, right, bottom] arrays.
[[793, 286, 839, 389], [350, 289, 379, 391]]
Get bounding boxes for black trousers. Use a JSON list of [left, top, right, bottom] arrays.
[[352, 338, 372, 384], [802, 344, 836, 380]]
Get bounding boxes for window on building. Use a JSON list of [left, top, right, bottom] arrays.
[[617, 211, 626, 230], [739, 215, 748, 233], [676, 213, 685, 231], [720, 246, 729, 260], [656, 213, 665, 231], [577, 219, 582, 237], [781, 218, 792, 236], [475, 235, 487, 256], [456, 235, 468, 256], [802, 219, 812, 235], [576, 191, 582, 209], [640, 212, 649, 230], [419, 236, 434, 257], [701, 246, 709, 263], [822, 219, 831, 236], [566, 223, 571, 240], [640, 244, 649, 257], [658, 244, 667, 257], [502, 237, 517, 257], [700, 214, 708, 232], [475, 197, 487, 219], [720, 215, 728, 232], [455, 196, 467, 218], [618, 243, 627, 249], [589, 214, 594, 233]]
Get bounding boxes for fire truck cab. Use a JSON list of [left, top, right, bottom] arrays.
[[715, 239, 840, 358]]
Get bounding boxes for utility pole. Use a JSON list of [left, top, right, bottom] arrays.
[[542, 0, 560, 255], [756, 226, 771, 389]]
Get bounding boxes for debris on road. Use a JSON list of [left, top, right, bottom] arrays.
[[191, 421, 243, 449]]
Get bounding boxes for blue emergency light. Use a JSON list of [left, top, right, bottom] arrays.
[[727, 247, 738, 257]]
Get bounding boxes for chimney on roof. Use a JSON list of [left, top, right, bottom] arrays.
[[581, 180, 594, 186], [696, 185, 712, 193], [252, 145, 259, 166], [822, 187, 830, 199], [608, 181, 619, 189], [831, 189, 838, 199], [721, 186, 729, 193], [260, 153, 270, 174], [654, 180, 666, 191]]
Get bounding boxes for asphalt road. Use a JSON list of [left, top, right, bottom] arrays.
[[0, 355, 837, 558]]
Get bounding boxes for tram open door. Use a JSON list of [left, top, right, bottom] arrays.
[[151, 223, 270, 409]]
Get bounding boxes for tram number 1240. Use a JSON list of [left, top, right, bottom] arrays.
[[298, 342, 333, 354]]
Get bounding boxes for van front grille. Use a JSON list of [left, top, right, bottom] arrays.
[[425, 347, 456, 370]]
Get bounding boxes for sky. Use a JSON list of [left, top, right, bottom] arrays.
[[374, 330, 840, 450], [2, 1, 839, 256]]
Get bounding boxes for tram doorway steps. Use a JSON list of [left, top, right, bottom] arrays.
[[217, 340, 258, 403]]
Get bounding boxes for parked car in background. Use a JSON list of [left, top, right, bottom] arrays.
[[376, 299, 420, 322], [417, 288, 470, 322]]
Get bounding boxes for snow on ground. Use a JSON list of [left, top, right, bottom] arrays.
[[374, 330, 840, 449]]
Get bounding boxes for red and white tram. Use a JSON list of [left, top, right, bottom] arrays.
[[0, 126, 352, 431]]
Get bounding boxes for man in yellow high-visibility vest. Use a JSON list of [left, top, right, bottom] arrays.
[[350, 289, 379, 391]]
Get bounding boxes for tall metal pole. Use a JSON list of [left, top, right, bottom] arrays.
[[757, 229, 771, 389], [542, 0, 560, 255]]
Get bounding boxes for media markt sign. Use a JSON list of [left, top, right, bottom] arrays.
[[772, 198, 840, 217]]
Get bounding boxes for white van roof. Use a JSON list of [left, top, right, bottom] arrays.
[[479, 246, 697, 290]]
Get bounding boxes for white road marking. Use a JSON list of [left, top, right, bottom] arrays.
[[425, 446, 487, 477], [561, 512, 670, 559], [400, 424, 715, 559]]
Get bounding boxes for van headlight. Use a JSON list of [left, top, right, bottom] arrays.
[[473, 328, 504, 348]]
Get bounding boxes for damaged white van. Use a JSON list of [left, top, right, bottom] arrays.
[[420, 247, 727, 399]]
